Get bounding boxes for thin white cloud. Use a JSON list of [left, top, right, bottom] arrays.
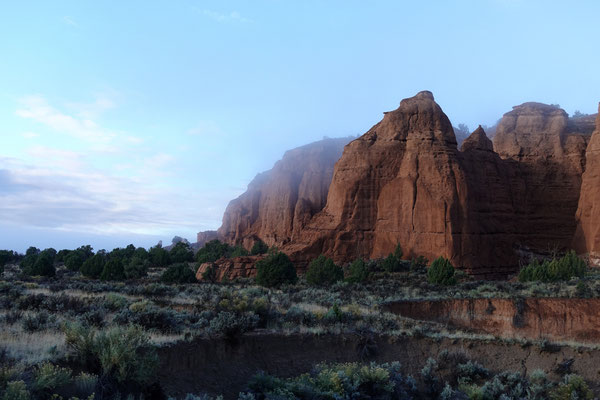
[[62, 16, 78, 27], [200, 9, 252, 23], [0, 154, 231, 236], [16, 95, 114, 144], [67, 96, 115, 119], [22, 132, 40, 139], [187, 120, 222, 136]]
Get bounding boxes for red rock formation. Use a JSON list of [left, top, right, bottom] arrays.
[[215, 92, 597, 277], [573, 104, 600, 265], [196, 255, 265, 282], [217, 137, 351, 249], [457, 126, 525, 276], [282, 91, 468, 268], [196, 231, 218, 247], [492, 103, 591, 252]]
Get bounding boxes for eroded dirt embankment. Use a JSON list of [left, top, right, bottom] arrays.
[[384, 298, 600, 343], [157, 333, 600, 399]]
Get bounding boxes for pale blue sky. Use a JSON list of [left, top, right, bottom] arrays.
[[1, 0, 599, 252]]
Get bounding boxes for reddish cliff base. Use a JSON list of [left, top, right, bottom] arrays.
[[385, 297, 600, 343]]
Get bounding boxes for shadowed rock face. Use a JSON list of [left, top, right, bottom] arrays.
[[493, 102, 591, 252], [215, 92, 597, 278], [574, 104, 600, 265], [217, 137, 352, 249]]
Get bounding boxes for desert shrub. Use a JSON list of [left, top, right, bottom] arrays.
[[250, 240, 269, 255], [550, 374, 593, 400], [242, 361, 416, 399], [456, 360, 489, 384], [209, 311, 259, 339], [477, 371, 528, 400], [114, 304, 180, 333], [427, 257, 456, 285], [31, 362, 72, 397], [2, 381, 30, 400], [161, 263, 197, 284], [63, 322, 99, 371], [63, 323, 158, 386], [124, 256, 149, 279], [100, 259, 125, 281], [519, 251, 587, 283], [306, 255, 343, 286], [170, 241, 194, 263], [95, 325, 158, 385], [22, 311, 54, 332], [345, 258, 370, 283], [196, 240, 232, 263], [324, 302, 345, 323], [382, 244, 406, 272], [72, 372, 98, 398], [255, 251, 297, 287], [528, 369, 553, 400], [79, 307, 107, 328], [283, 306, 315, 326], [81, 253, 106, 279], [149, 245, 171, 267]]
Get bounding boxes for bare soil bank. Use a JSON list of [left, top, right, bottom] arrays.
[[157, 332, 600, 399], [384, 297, 600, 343]]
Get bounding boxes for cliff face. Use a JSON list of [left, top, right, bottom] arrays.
[[215, 92, 597, 277], [574, 104, 600, 265], [217, 137, 351, 249], [492, 103, 590, 252], [284, 92, 472, 269], [283, 93, 527, 276]]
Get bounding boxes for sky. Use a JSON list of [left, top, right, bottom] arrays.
[[1, 0, 599, 252]]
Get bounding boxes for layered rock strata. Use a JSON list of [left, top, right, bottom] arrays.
[[573, 104, 600, 265]]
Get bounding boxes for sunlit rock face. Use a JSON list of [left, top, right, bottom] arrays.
[[574, 104, 600, 265]]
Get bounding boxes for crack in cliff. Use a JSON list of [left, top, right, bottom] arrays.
[[412, 155, 419, 232]]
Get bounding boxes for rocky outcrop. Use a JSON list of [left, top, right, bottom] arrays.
[[217, 137, 351, 250], [215, 92, 597, 277], [284, 92, 524, 276], [573, 104, 600, 265], [283, 91, 472, 269], [196, 255, 265, 282], [195, 231, 218, 248], [492, 103, 591, 253]]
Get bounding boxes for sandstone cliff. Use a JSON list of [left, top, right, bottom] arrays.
[[573, 104, 600, 265], [217, 137, 352, 249], [492, 103, 591, 252], [283, 93, 527, 276], [215, 92, 597, 277]]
